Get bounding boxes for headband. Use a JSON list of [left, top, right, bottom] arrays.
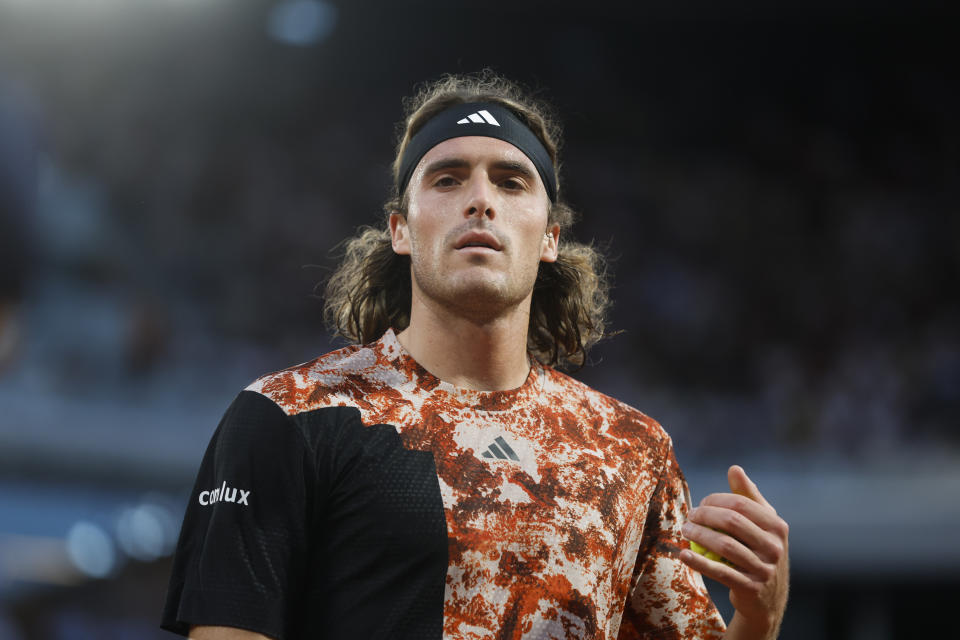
[[396, 102, 558, 203]]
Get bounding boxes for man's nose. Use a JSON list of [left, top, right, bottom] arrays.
[[464, 176, 495, 219]]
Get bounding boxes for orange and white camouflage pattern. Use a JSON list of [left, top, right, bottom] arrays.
[[247, 329, 726, 639]]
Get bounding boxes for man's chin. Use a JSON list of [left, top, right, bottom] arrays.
[[412, 266, 534, 317], [434, 283, 523, 320]]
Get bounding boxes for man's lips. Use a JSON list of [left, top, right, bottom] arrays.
[[454, 230, 502, 251]]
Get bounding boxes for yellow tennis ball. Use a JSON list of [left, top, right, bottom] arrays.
[[688, 528, 734, 566], [689, 540, 725, 563]]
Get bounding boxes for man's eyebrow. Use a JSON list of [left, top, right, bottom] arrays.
[[421, 158, 471, 176], [490, 160, 536, 180]]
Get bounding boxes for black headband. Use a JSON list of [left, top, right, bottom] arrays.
[[396, 102, 558, 203]]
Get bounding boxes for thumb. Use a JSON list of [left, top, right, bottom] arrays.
[[728, 465, 772, 509]]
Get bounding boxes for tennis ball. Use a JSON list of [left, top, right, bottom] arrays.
[[688, 529, 734, 566], [689, 540, 725, 563]]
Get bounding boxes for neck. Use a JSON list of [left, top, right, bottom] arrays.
[[396, 290, 533, 392]]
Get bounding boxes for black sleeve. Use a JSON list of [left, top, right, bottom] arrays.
[[161, 391, 318, 639]]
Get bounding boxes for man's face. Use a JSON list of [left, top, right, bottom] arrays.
[[390, 136, 559, 320]]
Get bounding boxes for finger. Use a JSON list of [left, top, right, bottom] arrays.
[[682, 519, 768, 574], [728, 465, 773, 510], [687, 505, 783, 564], [679, 546, 753, 592], [697, 493, 783, 533]]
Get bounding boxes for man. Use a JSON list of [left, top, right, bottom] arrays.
[[161, 72, 789, 639]]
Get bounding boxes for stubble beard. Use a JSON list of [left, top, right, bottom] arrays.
[[410, 256, 537, 325]]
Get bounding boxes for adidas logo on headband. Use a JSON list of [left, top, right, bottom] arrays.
[[457, 110, 500, 126], [397, 102, 557, 202]]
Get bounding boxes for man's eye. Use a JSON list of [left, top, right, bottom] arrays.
[[501, 178, 524, 190], [434, 176, 458, 187]]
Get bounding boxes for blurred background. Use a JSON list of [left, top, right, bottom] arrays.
[[0, 0, 957, 638]]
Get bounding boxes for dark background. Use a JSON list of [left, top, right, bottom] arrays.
[[0, 1, 957, 638]]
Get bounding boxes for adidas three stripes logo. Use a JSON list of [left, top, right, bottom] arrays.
[[457, 110, 500, 126], [481, 436, 520, 461]]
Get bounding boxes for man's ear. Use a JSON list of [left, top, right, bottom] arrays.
[[389, 212, 411, 256], [540, 223, 560, 263]]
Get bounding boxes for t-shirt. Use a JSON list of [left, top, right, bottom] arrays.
[[161, 329, 725, 639]]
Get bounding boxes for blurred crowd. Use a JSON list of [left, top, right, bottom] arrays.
[[0, 2, 956, 638], [0, 3, 956, 474]]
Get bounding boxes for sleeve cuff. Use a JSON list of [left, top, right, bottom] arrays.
[[161, 586, 287, 639]]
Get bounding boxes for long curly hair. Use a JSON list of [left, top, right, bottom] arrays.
[[323, 71, 613, 369]]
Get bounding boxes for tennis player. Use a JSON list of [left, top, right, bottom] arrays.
[[162, 71, 789, 639]]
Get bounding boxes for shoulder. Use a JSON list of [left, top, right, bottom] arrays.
[[209, 349, 378, 467], [243, 340, 401, 416], [539, 365, 673, 451]]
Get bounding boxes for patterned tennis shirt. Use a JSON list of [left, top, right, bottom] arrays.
[[162, 328, 725, 639]]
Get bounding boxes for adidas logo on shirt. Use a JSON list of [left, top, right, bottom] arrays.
[[481, 436, 520, 462], [199, 481, 251, 506], [457, 110, 500, 126]]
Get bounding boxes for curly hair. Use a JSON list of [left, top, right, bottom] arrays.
[[323, 70, 613, 369]]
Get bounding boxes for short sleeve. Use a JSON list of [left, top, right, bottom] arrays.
[[161, 391, 316, 640], [617, 439, 726, 639]]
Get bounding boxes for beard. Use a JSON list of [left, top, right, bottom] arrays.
[[409, 250, 540, 325]]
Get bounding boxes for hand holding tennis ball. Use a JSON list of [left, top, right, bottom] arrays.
[[683, 466, 758, 568], [681, 465, 791, 637]]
